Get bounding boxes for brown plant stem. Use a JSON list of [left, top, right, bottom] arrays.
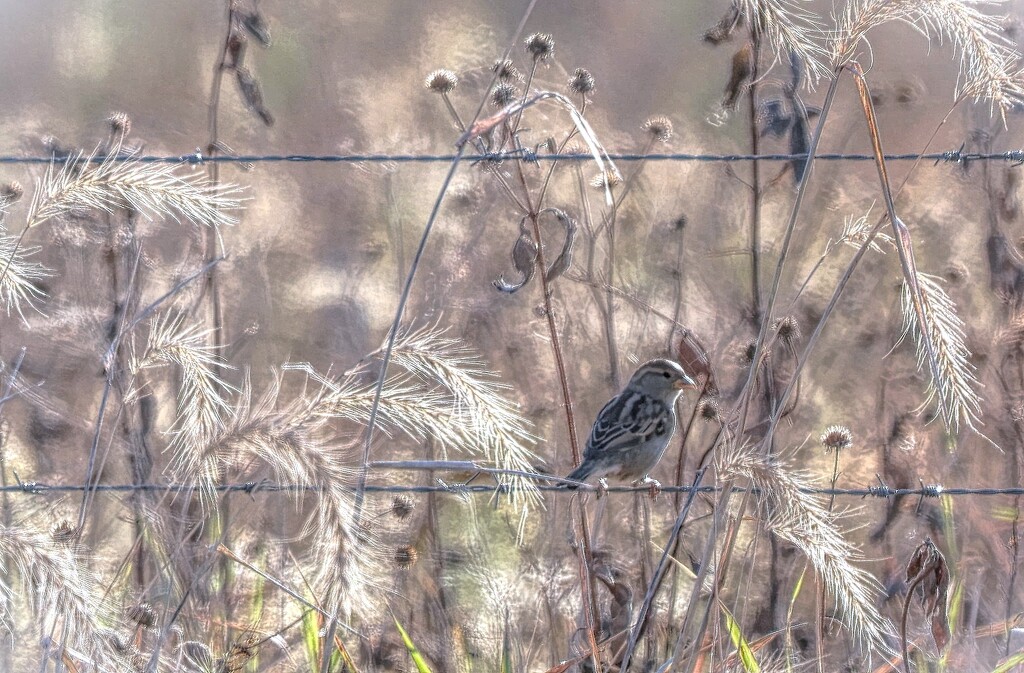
[[747, 32, 763, 323]]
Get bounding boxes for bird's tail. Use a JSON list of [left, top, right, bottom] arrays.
[[565, 462, 593, 488]]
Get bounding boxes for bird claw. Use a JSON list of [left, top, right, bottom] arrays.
[[635, 476, 662, 499], [596, 478, 609, 499]]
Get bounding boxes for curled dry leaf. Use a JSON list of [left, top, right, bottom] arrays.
[[493, 221, 537, 294], [905, 538, 951, 652]]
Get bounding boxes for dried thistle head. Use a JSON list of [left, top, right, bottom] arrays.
[[394, 545, 419, 569], [127, 603, 156, 629], [590, 170, 623, 190], [0, 181, 24, 204], [698, 397, 722, 423], [820, 425, 853, 452], [525, 32, 555, 61], [424, 69, 459, 94], [740, 338, 769, 365], [50, 520, 78, 545], [568, 67, 595, 94], [492, 58, 521, 81], [390, 495, 414, 520], [704, 4, 741, 44], [107, 111, 131, 137], [773, 315, 802, 346], [491, 82, 519, 107], [642, 115, 673, 142]]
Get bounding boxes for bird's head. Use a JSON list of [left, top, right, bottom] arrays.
[[627, 359, 697, 398]]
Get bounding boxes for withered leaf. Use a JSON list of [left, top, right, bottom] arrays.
[[543, 208, 577, 283], [240, 11, 272, 47], [494, 221, 538, 293]]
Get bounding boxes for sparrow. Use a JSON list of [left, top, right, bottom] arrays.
[[567, 359, 696, 494]]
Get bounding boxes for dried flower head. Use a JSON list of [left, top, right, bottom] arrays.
[[50, 520, 78, 544], [643, 115, 674, 142], [773, 315, 802, 346], [108, 111, 131, 136], [525, 32, 555, 61], [698, 397, 722, 423], [1, 181, 24, 204], [127, 603, 156, 628], [944, 261, 969, 283], [491, 82, 520, 108], [492, 59, 521, 81], [568, 67, 595, 94], [590, 170, 623, 190], [390, 495, 414, 520], [394, 545, 419, 569], [740, 338, 769, 365], [820, 425, 853, 452], [424, 69, 459, 94]]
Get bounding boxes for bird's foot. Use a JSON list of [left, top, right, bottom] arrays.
[[596, 478, 609, 499], [634, 476, 662, 499]]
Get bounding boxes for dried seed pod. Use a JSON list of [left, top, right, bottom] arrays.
[[390, 495, 414, 520], [722, 42, 754, 110], [758, 99, 792, 138], [494, 220, 538, 293], [227, 30, 247, 69], [703, 4, 741, 44], [235, 67, 274, 126], [543, 208, 577, 283], [240, 11, 272, 47]]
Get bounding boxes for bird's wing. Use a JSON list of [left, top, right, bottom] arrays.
[[583, 391, 666, 460]]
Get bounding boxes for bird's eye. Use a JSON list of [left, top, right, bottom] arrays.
[[662, 371, 672, 379]]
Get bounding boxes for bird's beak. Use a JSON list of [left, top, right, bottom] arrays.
[[674, 374, 698, 390]]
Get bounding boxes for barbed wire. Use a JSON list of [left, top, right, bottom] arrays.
[[4, 148, 1023, 165], [2, 480, 1020, 498]]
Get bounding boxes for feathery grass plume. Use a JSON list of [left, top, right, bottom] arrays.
[[130, 312, 233, 493], [900, 272, 983, 432], [735, 0, 829, 82], [716, 443, 893, 652], [839, 212, 894, 252], [833, 0, 1024, 116], [0, 520, 130, 671], [27, 148, 243, 231], [207, 373, 375, 617], [379, 325, 540, 511], [0, 231, 47, 319]]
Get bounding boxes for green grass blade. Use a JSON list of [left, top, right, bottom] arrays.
[[394, 615, 434, 673], [722, 604, 760, 673]]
